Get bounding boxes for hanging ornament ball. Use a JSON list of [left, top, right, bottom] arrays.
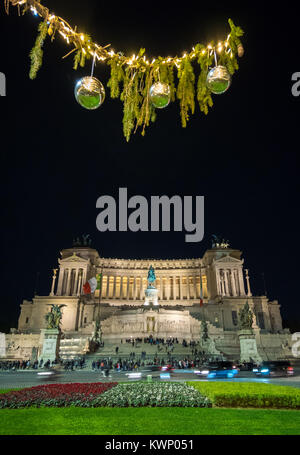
[[149, 82, 171, 109], [206, 66, 231, 95], [74, 76, 105, 110], [237, 44, 244, 57]]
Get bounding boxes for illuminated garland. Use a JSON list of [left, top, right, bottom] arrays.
[[4, 0, 245, 140]]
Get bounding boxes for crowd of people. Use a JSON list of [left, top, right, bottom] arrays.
[[0, 359, 35, 370], [0, 356, 86, 371]]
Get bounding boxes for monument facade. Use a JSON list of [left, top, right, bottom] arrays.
[[4, 236, 293, 361]]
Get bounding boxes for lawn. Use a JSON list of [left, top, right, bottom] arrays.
[[187, 382, 300, 408], [0, 406, 300, 435], [1, 382, 299, 435]]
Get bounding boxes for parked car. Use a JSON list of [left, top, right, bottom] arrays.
[[253, 361, 294, 377], [196, 361, 239, 379]]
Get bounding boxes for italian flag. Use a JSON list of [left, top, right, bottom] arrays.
[[83, 277, 97, 294]]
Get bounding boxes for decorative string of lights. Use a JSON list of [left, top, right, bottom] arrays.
[[4, 0, 244, 141]]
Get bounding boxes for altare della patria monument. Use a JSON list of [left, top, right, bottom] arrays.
[[1, 235, 293, 363]]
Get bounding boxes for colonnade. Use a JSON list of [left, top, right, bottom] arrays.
[[56, 267, 87, 296], [98, 274, 208, 301], [216, 268, 245, 297]]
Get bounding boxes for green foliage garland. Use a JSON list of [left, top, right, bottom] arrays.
[[6, 1, 244, 141], [177, 57, 195, 128], [29, 19, 48, 79]]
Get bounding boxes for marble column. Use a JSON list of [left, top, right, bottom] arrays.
[[119, 276, 123, 300], [238, 268, 246, 295], [50, 269, 58, 296], [139, 276, 143, 300], [56, 267, 64, 296], [216, 270, 221, 295], [160, 277, 164, 300], [133, 277, 137, 300], [126, 277, 130, 300], [66, 269, 71, 296], [112, 276, 116, 299], [193, 276, 197, 299], [234, 270, 239, 295], [165, 277, 169, 300], [77, 271, 82, 296], [106, 275, 110, 299], [220, 272, 225, 296], [173, 276, 177, 300], [224, 270, 229, 296], [72, 268, 79, 296], [245, 269, 252, 297], [231, 269, 237, 296], [82, 268, 87, 283], [179, 275, 183, 300]]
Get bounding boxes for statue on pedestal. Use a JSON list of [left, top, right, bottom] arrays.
[[45, 304, 66, 329], [201, 320, 209, 341], [238, 301, 253, 331], [144, 265, 159, 307], [147, 265, 156, 287], [237, 302, 262, 363]]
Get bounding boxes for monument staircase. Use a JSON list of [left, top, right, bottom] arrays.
[[85, 340, 222, 365]]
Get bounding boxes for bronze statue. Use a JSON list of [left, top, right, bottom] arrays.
[[147, 265, 156, 285], [201, 320, 209, 341], [212, 234, 229, 249], [238, 301, 253, 330], [72, 234, 92, 247], [45, 304, 66, 329]]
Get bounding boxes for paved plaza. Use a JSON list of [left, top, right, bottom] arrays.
[[1, 368, 300, 389]]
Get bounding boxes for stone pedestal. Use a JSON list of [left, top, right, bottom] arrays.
[[144, 286, 159, 307], [199, 337, 223, 358], [39, 329, 60, 363], [238, 329, 262, 363]]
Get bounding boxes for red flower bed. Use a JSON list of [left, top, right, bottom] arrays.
[[0, 382, 118, 408]]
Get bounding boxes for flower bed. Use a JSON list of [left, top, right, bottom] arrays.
[[0, 383, 118, 409], [94, 382, 211, 407], [187, 382, 300, 409]]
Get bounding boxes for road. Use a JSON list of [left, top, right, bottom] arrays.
[[1, 369, 300, 389]]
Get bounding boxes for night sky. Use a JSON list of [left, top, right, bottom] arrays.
[[0, 1, 299, 331]]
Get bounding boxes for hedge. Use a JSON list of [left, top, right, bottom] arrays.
[[187, 381, 300, 409]]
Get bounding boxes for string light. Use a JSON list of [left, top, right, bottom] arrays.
[[30, 6, 38, 16], [6, 0, 243, 70]]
